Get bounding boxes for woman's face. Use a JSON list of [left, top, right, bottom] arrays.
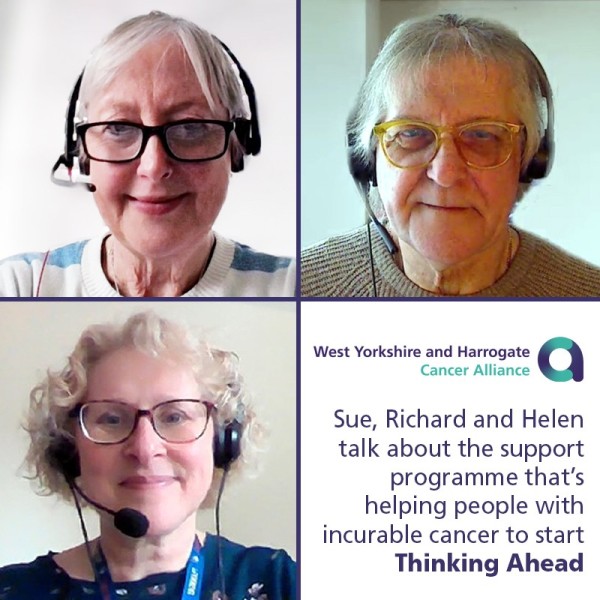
[[86, 36, 231, 260], [375, 57, 523, 268], [76, 347, 214, 537]]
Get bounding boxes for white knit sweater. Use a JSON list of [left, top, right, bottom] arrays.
[[0, 232, 295, 297]]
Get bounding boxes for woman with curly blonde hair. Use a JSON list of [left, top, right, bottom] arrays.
[[0, 311, 296, 600]]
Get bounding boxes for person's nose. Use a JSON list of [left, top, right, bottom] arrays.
[[426, 134, 468, 187], [122, 414, 167, 465], [136, 134, 173, 180]]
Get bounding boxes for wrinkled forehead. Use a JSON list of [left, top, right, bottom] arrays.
[[382, 55, 519, 117]]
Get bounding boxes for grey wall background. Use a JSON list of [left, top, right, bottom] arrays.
[[0, 302, 295, 565], [302, 0, 600, 267], [0, 0, 295, 259]]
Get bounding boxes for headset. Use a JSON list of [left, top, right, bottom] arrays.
[[51, 37, 261, 188]]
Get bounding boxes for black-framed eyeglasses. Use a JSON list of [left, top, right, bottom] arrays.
[[75, 119, 242, 163], [69, 399, 215, 444]]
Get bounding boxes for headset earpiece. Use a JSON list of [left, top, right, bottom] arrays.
[[46, 434, 81, 481], [217, 40, 261, 172], [50, 72, 84, 186], [347, 128, 375, 196], [213, 419, 242, 469], [521, 133, 552, 182], [519, 47, 555, 183]]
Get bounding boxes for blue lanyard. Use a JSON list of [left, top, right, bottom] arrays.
[[182, 537, 204, 599], [92, 535, 204, 600]]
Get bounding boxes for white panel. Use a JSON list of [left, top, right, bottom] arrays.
[[0, 0, 295, 259], [302, 301, 597, 597]]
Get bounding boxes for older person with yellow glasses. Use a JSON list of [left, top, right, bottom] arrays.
[[301, 13, 600, 297]]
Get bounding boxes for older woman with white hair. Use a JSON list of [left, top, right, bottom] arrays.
[[302, 13, 600, 297], [0, 312, 296, 599], [0, 11, 294, 297]]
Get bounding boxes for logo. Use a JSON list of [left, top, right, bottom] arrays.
[[538, 337, 583, 382]]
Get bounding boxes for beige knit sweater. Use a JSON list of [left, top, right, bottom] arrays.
[[301, 225, 600, 298]]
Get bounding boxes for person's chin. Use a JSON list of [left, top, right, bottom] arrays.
[[118, 226, 196, 260], [138, 501, 199, 537], [142, 517, 190, 538], [406, 231, 483, 269]]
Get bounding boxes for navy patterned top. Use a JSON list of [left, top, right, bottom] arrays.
[[0, 534, 296, 600]]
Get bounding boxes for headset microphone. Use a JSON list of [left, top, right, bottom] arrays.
[[52, 176, 96, 192], [47, 434, 149, 538], [70, 481, 150, 538]]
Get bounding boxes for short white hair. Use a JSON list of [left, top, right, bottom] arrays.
[[77, 11, 250, 161]]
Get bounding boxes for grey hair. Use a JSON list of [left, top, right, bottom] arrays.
[[24, 311, 265, 509], [348, 13, 549, 184], [77, 11, 249, 160]]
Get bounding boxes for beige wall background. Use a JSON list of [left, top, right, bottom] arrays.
[[302, 0, 600, 267], [0, 0, 295, 259], [0, 302, 295, 566]]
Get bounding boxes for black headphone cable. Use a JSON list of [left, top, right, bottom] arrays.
[[215, 463, 231, 600], [67, 480, 102, 599]]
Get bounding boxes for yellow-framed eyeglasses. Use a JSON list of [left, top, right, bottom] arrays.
[[373, 119, 524, 170]]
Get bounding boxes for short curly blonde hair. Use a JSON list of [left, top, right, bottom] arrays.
[[24, 311, 264, 508]]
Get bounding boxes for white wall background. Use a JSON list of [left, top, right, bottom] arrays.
[[0, 301, 295, 566], [0, 0, 295, 259], [302, 0, 600, 267]]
